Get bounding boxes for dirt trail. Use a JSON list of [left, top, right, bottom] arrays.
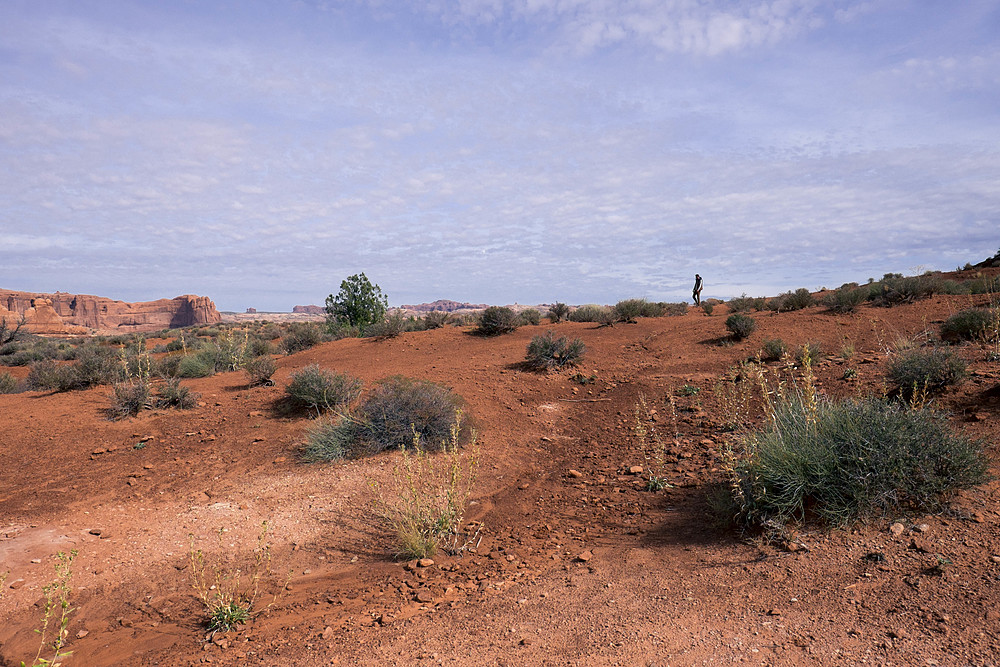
[[2, 293, 999, 665]]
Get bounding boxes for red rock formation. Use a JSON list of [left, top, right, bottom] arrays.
[[0, 289, 221, 334]]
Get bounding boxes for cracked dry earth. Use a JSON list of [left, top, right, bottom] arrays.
[[2, 290, 1000, 666]]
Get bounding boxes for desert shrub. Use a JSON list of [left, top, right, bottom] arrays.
[[569, 304, 614, 324], [823, 286, 868, 314], [364, 311, 407, 339], [153, 354, 182, 378], [727, 294, 760, 313], [247, 336, 273, 357], [27, 360, 78, 392], [701, 302, 714, 316], [257, 323, 283, 340], [547, 303, 570, 323], [524, 331, 586, 370], [475, 306, 520, 336], [423, 311, 450, 329], [244, 355, 277, 387], [642, 301, 668, 317], [887, 348, 966, 398], [335, 376, 473, 458], [613, 299, 647, 323], [725, 314, 756, 341], [109, 378, 152, 420], [761, 338, 787, 361], [767, 288, 814, 312], [284, 364, 362, 416], [518, 309, 541, 326], [867, 274, 950, 307], [795, 342, 823, 364], [155, 378, 198, 409], [723, 396, 989, 527], [0, 315, 30, 350], [72, 344, 121, 387], [0, 372, 20, 394], [2, 348, 46, 366], [941, 308, 998, 342], [281, 322, 325, 354], [302, 419, 356, 462], [661, 302, 689, 316], [176, 353, 216, 378], [965, 275, 1000, 295]]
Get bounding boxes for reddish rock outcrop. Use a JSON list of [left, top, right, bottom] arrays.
[[0, 289, 221, 334]]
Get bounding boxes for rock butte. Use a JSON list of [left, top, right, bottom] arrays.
[[0, 289, 220, 335]]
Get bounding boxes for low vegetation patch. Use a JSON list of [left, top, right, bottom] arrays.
[[569, 304, 614, 325], [823, 286, 869, 313], [474, 306, 520, 336], [766, 288, 814, 312], [547, 302, 570, 323], [524, 331, 586, 370], [284, 364, 362, 416], [243, 355, 277, 387], [760, 338, 787, 361], [887, 348, 966, 399], [725, 314, 756, 341], [722, 396, 989, 527], [941, 308, 998, 342]]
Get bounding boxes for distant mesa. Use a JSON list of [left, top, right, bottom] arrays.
[[0, 288, 221, 335], [292, 305, 326, 315], [400, 300, 490, 313]]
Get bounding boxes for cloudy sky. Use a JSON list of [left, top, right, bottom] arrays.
[[1, 0, 998, 311]]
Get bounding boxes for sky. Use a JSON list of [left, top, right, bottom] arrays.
[[1, 1, 998, 312]]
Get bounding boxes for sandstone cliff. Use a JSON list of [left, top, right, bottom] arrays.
[[0, 289, 221, 334]]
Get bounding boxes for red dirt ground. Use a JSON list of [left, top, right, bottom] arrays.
[[2, 287, 999, 666]]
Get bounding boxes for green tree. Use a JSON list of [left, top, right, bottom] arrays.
[[325, 273, 388, 331]]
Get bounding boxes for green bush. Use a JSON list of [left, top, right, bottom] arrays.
[[302, 419, 356, 462], [941, 308, 997, 342], [524, 331, 586, 370], [823, 287, 868, 314], [27, 360, 78, 392], [108, 378, 152, 420], [761, 338, 787, 361], [569, 304, 614, 324], [613, 299, 647, 323], [723, 397, 989, 527], [727, 294, 766, 313], [177, 352, 217, 378], [964, 275, 1000, 295], [867, 274, 955, 307], [518, 309, 541, 326], [0, 372, 20, 394], [336, 376, 472, 458], [725, 314, 756, 340], [547, 303, 570, 323], [767, 288, 814, 312], [661, 302, 689, 316], [701, 302, 714, 316], [475, 306, 520, 336], [285, 364, 362, 415], [325, 272, 388, 331], [364, 311, 407, 339], [155, 378, 198, 409], [795, 342, 823, 364], [887, 348, 966, 397], [422, 312, 450, 329], [72, 344, 121, 387], [281, 322, 325, 354], [243, 355, 277, 387]]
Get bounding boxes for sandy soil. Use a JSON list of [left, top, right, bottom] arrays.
[[2, 288, 999, 666]]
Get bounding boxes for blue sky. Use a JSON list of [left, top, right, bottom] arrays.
[[1, 0, 998, 311]]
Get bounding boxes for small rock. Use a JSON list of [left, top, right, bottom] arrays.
[[417, 558, 434, 568], [767, 608, 782, 616], [888, 628, 907, 639], [321, 626, 334, 640], [568, 469, 583, 478], [916, 523, 930, 533], [575, 550, 593, 563], [518, 483, 530, 490], [971, 512, 986, 523], [9, 579, 25, 590], [76, 629, 89, 639], [415, 590, 435, 604], [89, 528, 103, 536], [889, 522, 905, 536], [30, 558, 42, 564], [989, 555, 1000, 564], [628, 465, 644, 475]]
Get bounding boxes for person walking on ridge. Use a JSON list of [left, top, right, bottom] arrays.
[[692, 274, 703, 306]]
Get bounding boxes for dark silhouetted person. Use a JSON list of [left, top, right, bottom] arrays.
[[692, 274, 703, 306]]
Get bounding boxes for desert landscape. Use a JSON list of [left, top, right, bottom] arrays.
[[1, 262, 999, 666]]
